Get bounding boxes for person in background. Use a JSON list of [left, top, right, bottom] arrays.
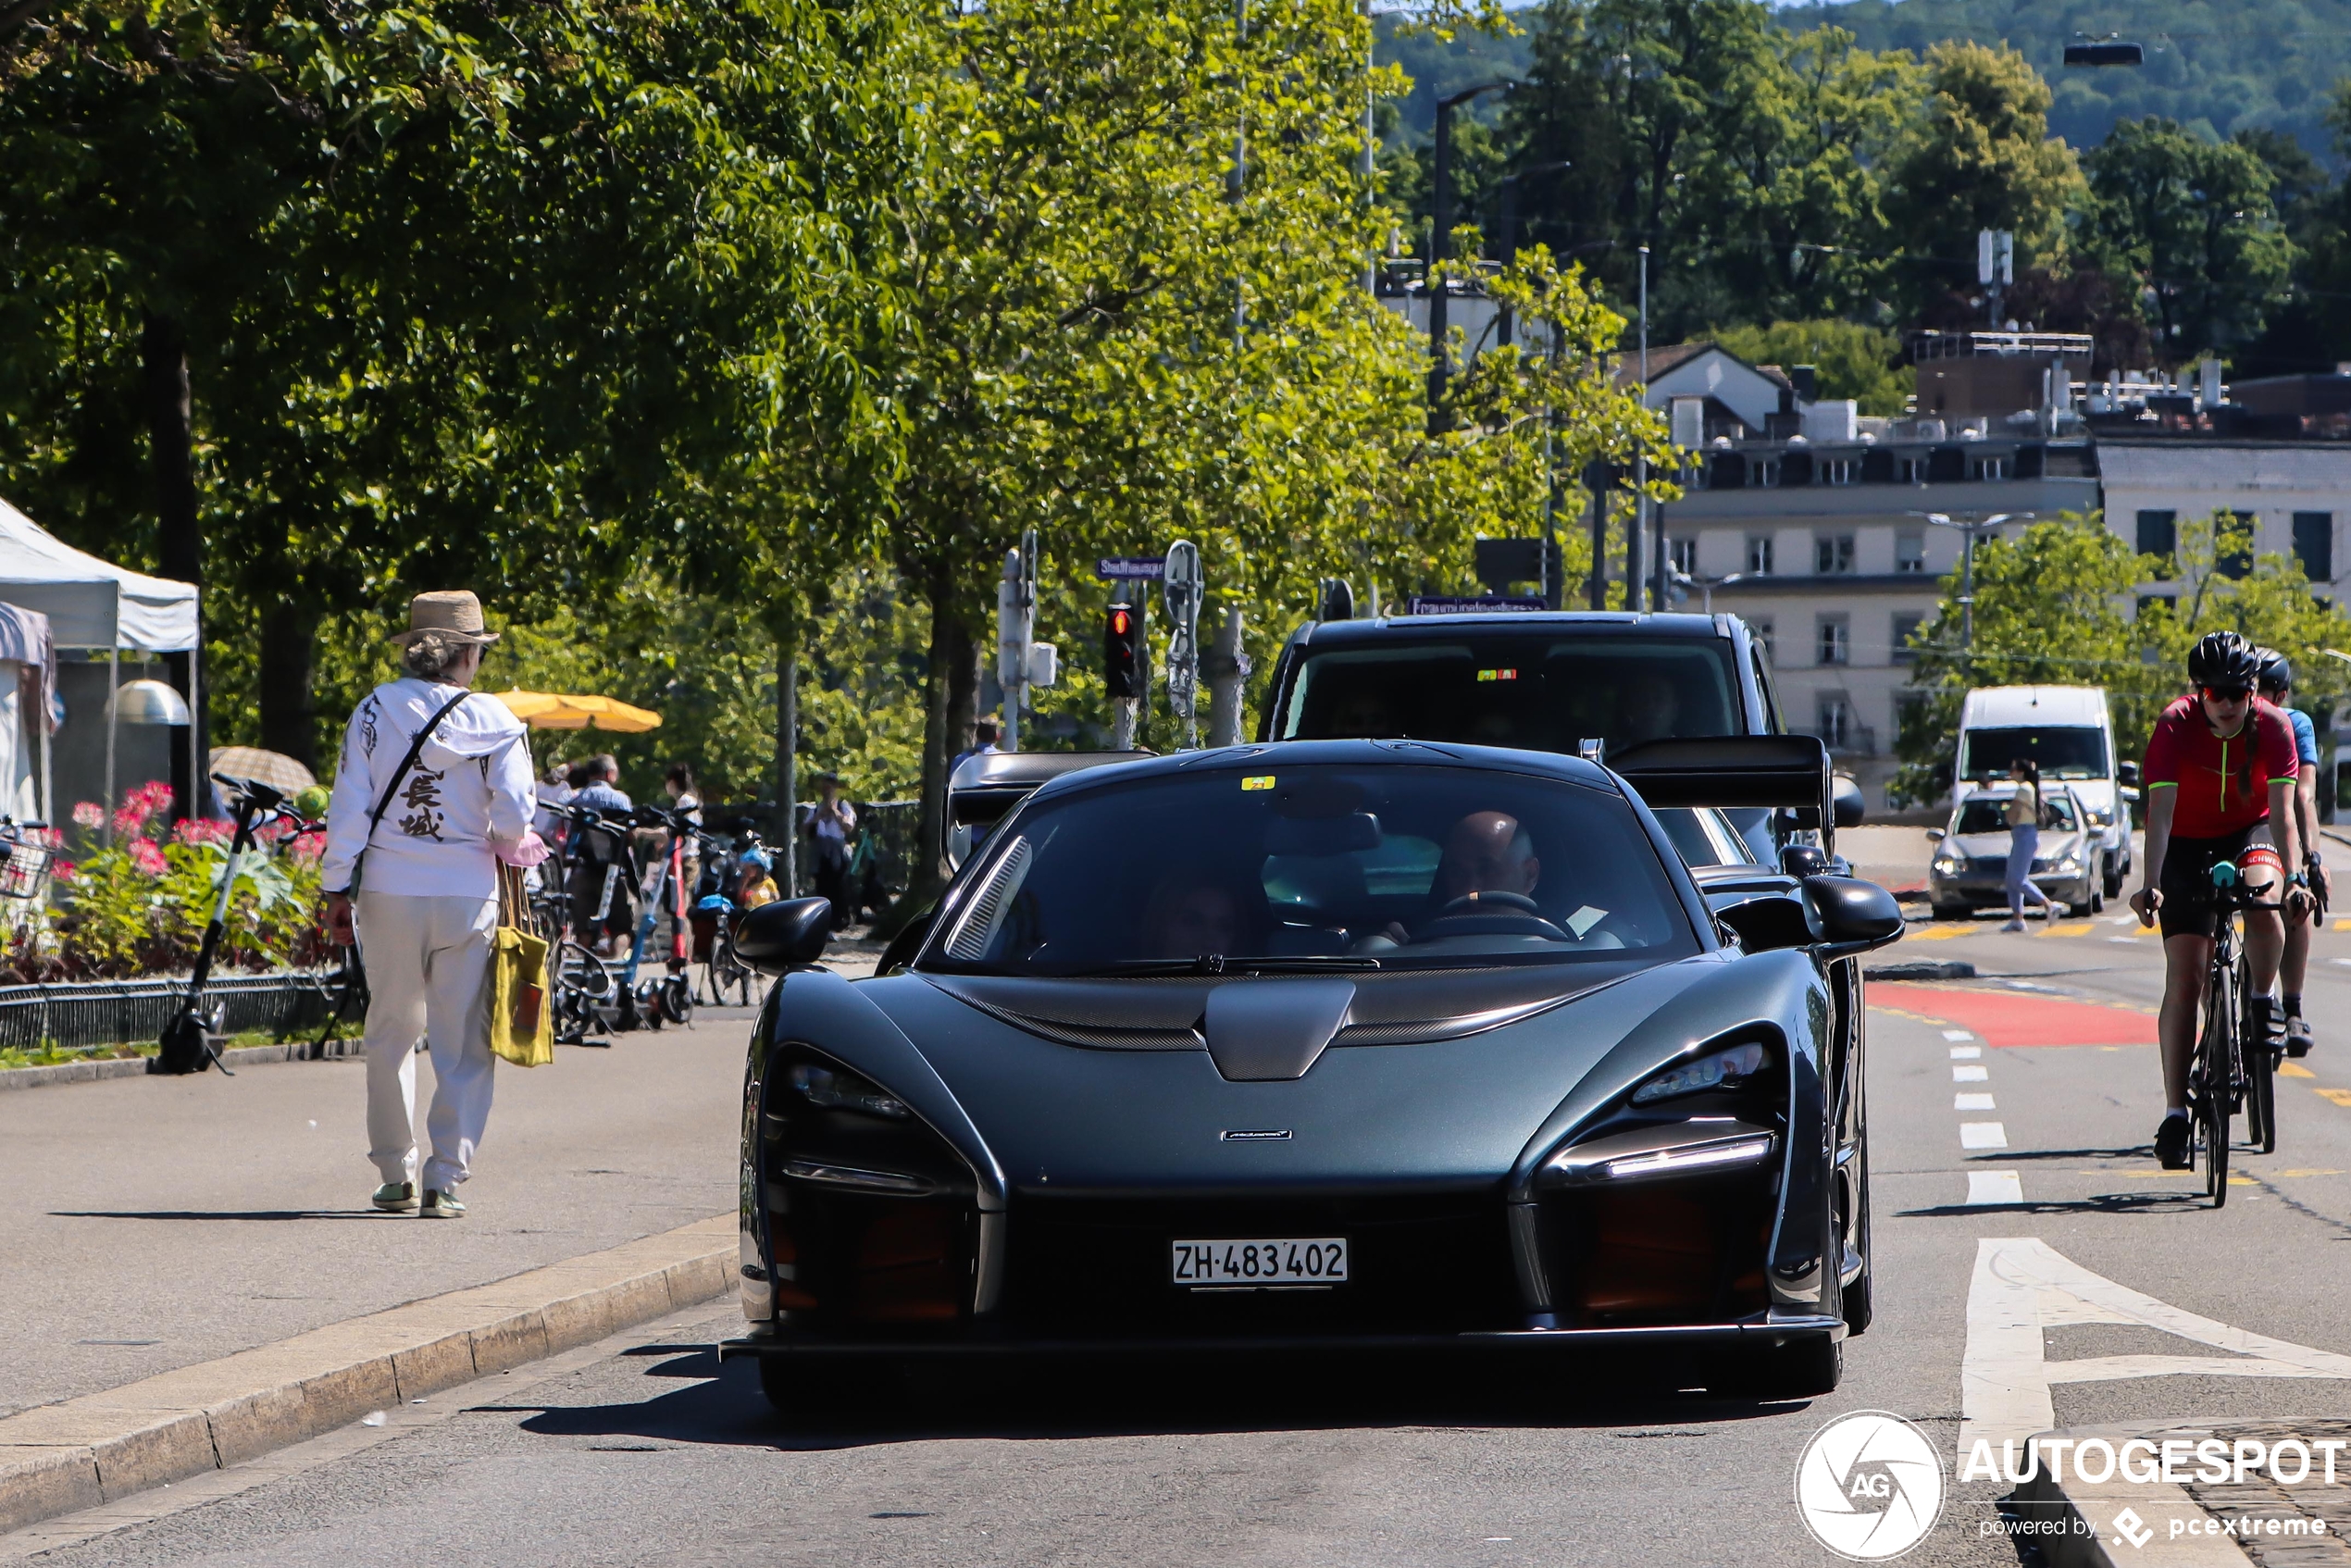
[[664, 764, 703, 950], [533, 761, 575, 840], [807, 772, 857, 928], [2002, 756, 2052, 932], [2257, 649, 2328, 1056], [320, 591, 543, 1221], [567, 754, 634, 954], [951, 716, 1001, 778]]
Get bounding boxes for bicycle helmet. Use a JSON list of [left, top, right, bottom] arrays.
[[2188, 630, 2260, 692], [2255, 645, 2294, 693]]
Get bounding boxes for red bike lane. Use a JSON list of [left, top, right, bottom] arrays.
[[1872, 980, 2159, 1047]]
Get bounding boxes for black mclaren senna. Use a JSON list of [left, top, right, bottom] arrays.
[[719, 737, 1900, 1409]]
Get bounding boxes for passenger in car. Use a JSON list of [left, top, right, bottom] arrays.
[[1139, 870, 1245, 960]]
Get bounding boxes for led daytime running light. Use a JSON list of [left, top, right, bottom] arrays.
[[780, 1159, 941, 1195], [1601, 1135, 1774, 1179]]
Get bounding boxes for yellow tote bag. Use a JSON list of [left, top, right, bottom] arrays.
[[490, 864, 555, 1068]]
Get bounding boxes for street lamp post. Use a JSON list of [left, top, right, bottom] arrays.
[[1909, 511, 2034, 652], [1490, 160, 1568, 350], [1427, 80, 1516, 427], [1672, 569, 1750, 615]]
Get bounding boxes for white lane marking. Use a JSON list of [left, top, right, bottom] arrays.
[[1961, 1122, 2009, 1149], [1954, 1064, 1988, 1080], [1956, 1092, 1996, 1111], [2333, 957, 2351, 967], [1943, 1029, 1975, 1041], [1950, 1045, 1983, 1059], [1966, 1171, 2023, 1205], [1962, 1237, 2351, 1449]]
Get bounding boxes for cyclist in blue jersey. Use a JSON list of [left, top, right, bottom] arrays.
[[2256, 649, 2329, 1057]]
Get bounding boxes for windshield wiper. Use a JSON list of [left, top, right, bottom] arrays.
[[1074, 955, 1384, 977]]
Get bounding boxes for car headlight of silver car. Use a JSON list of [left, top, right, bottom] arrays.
[[1933, 851, 1965, 875]]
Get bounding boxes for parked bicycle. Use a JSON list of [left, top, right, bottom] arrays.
[[690, 821, 775, 1008]]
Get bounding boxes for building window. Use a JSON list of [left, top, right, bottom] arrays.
[[2219, 511, 2256, 580], [1896, 531, 1926, 574], [1971, 454, 2009, 482], [1817, 616, 1849, 666], [1746, 534, 1775, 575], [1752, 618, 1776, 664], [1815, 533, 1856, 575], [1892, 612, 1924, 664], [1899, 454, 1927, 484], [1821, 457, 1855, 486], [2295, 512, 2334, 583], [1670, 537, 1697, 577], [1752, 457, 1780, 488], [2135, 509, 2177, 561], [1818, 697, 1851, 750]]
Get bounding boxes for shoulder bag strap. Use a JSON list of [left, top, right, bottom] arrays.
[[344, 689, 475, 895]]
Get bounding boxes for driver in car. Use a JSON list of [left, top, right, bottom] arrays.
[[1358, 811, 1543, 949]]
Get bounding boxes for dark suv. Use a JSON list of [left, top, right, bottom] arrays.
[[1263, 609, 1835, 861]]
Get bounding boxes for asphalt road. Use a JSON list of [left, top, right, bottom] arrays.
[[19, 915, 2351, 1567]]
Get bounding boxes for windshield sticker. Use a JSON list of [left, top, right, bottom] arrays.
[[1566, 905, 1607, 938], [1240, 775, 1275, 791], [1475, 668, 1518, 682]]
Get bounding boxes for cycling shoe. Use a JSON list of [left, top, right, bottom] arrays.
[[2155, 1114, 2194, 1170], [2287, 1014, 2314, 1058]]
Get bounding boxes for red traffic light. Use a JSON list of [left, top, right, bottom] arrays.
[[1111, 609, 1131, 636]]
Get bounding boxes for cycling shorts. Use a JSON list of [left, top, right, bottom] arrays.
[[2158, 824, 2280, 940]]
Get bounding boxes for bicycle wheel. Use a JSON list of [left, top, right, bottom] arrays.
[[662, 974, 694, 1027], [554, 942, 612, 1043], [2199, 973, 2234, 1208]]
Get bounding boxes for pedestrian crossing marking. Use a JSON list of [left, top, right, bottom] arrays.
[[1951, 1045, 1983, 1059], [1954, 1064, 1988, 1080], [1956, 1092, 1996, 1110], [1961, 1121, 2009, 1149], [1943, 1029, 1976, 1041]]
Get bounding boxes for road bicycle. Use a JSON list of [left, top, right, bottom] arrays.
[[2191, 861, 2288, 1205]]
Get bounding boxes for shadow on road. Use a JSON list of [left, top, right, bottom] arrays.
[[1898, 1191, 2208, 1218], [502, 1343, 1821, 1453], [47, 1209, 393, 1222]]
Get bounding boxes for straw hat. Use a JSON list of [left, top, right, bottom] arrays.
[[390, 591, 500, 646]]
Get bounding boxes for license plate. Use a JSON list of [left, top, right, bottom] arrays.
[[1170, 1238, 1349, 1288]]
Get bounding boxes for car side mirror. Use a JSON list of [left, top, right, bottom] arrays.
[[2119, 761, 2141, 788], [1833, 773, 1866, 828], [733, 897, 833, 974], [1780, 843, 1828, 878], [1715, 892, 1812, 953], [2121, 787, 2141, 804], [1803, 876, 1905, 958], [1926, 828, 1947, 842]]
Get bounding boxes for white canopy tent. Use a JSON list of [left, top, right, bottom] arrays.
[[0, 496, 201, 829]]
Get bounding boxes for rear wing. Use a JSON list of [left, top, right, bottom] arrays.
[[1609, 736, 1847, 838]]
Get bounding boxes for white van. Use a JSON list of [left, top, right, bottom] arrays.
[[1954, 686, 2133, 899]]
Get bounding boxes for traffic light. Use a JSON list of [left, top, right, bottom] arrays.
[[1104, 603, 1142, 699]]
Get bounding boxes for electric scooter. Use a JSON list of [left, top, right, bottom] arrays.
[[155, 776, 317, 1076]]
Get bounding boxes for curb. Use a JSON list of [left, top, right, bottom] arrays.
[[0, 1213, 736, 1533], [2008, 1425, 2306, 1568], [0, 1039, 363, 1093]]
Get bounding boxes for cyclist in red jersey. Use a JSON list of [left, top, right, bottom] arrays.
[[2130, 631, 2308, 1168]]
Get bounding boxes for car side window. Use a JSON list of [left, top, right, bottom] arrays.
[[1750, 645, 1784, 734]]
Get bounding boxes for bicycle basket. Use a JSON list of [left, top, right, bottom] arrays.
[[0, 840, 53, 899]]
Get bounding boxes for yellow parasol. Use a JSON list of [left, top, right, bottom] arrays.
[[491, 690, 663, 733]]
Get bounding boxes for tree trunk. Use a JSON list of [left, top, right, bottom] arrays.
[[873, 564, 974, 937], [773, 616, 799, 896], [143, 310, 204, 818], [257, 602, 319, 770]]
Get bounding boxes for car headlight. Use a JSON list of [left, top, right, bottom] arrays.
[[1933, 852, 1964, 875], [1630, 1040, 1770, 1105], [786, 1062, 911, 1120], [2086, 810, 2112, 828]]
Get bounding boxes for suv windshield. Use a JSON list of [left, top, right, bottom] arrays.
[[1956, 794, 2078, 835], [1278, 636, 1742, 756], [1959, 726, 2108, 780], [923, 764, 1698, 977]]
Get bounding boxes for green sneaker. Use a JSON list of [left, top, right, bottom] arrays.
[[371, 1181, 417, 1213], [419, 1188, 466, 1219]]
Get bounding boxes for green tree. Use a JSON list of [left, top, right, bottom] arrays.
[[2083, 118, 2293, 363], [1710, 319, 1909, 414], [1883, 42, 2085, 320]]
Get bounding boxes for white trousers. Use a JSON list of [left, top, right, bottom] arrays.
[[355, 891, 498, 1190]]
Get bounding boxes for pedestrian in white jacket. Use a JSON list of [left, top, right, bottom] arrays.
[[320, 591, 543, 1219]]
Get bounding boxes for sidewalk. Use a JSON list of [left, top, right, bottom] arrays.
[[2015, 1421, 2351, 1567], [0, 1008, 758, 1420]]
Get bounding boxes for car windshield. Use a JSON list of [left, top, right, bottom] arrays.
[[1955, 795, 2077, 835], [1959, 726, 2108, 780], [922, 764, 1698, 977], [1278, 636, 1742, 757]]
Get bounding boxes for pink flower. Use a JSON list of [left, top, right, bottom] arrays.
[[131, 780, 175, 812], [129, 840, 168, 877], [70, 803, 102, 830], [172, 818, 231, 847], [51, 860, 74, 883]]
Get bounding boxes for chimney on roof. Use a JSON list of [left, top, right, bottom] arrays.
[[1790, 365, 1818, 403]]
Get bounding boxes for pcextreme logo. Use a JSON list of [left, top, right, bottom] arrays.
[[1795, 1411, 1947, 1561]]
